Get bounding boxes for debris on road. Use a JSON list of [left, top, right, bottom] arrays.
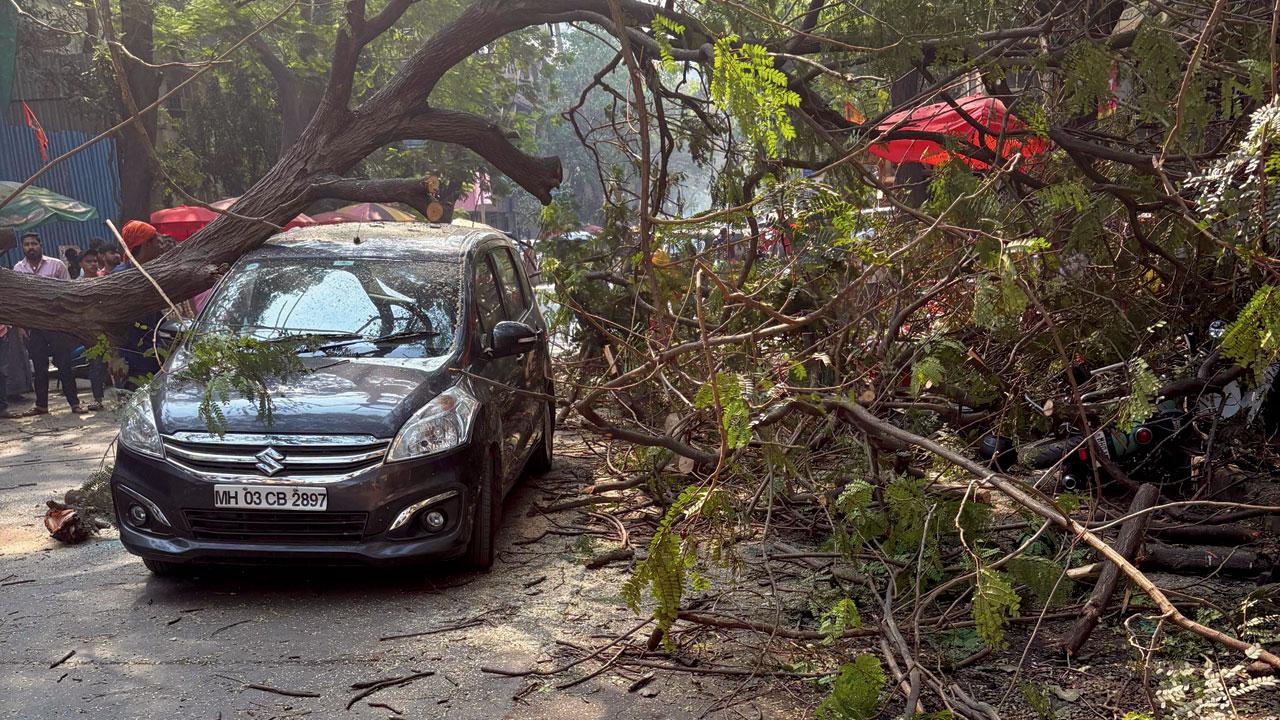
[[346, 670, 435, 709], [215, 674, 321, 699], [43, 469, 116, 545], [49, 650, 75, 669]]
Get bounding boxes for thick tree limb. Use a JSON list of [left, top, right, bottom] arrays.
[[1061, 483, 1159, 657], [1, 0, 681, 331], [397, 109, 562, 203], [310, 176, 439, 216]]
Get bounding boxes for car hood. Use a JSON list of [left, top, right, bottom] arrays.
[[153, 354, 456, 438]]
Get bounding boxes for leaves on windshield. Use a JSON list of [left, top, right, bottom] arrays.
[[173, 334, 310, 435]]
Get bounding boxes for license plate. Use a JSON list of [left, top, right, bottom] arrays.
[[213, 485, 328, 511]]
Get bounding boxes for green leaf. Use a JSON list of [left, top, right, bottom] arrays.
[[1117, 358, 1158, 432], [710, 35, 801, 156], [620, 485, 710, 638], [815, 655, 885, 720], [818, 598, 862, 645], [1221, 285, 1280, 383], [973, 567, 1021, 648], [694, 372, 752, 449], [1007, 555, 1073, 608]]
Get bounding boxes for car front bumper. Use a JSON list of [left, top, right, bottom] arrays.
[[110, 444, 478, 566]]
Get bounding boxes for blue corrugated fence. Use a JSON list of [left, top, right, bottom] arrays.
[[1, 99, 120, 268]]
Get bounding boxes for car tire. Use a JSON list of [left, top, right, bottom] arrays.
[[465, 445, 502, 570], [142, 557, 180, 576], [526, 399, 554, 475]]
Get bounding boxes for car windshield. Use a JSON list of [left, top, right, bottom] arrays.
[[198, 256, 460, 359]]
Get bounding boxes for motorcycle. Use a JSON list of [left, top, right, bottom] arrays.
[[979, 320, 1278, 491]]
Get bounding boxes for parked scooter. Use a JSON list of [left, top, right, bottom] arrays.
[[978, 320, 1277, 490]]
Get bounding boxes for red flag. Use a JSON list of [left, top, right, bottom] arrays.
[[22, 101, 49, 162]]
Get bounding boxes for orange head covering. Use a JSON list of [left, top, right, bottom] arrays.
[[121, 220, 157, 250]]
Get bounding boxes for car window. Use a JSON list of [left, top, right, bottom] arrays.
[[490, 248, 528, 316], [474, 257, 506, 335], [199, 257, 460, 358]]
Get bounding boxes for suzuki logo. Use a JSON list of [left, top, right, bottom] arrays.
[[254, 447, 286, 476]]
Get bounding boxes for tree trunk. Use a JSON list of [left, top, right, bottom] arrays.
[[116, 0, 161, 223], [278, 80, 325, 154], [889, 67, 929, 207]]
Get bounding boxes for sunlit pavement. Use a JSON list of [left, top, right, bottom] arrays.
[[0, 405, 751, 719]]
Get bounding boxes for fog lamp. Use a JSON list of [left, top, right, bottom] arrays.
[[128, 503, 149, 526], [422, 511, 446, 532]]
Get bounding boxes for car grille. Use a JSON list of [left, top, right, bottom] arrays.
[[183, 509, 368, 544], [161, 433, 390, 482]]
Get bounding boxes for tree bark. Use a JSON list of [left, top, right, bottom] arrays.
[[115, 0, 162, 223], [1141, 544, 1272, 578], [1061, 483, 1159, 657], [889, 67, 929, 207]]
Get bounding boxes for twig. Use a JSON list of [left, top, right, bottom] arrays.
[[482, 619, 651, 677], [214, 674, 320, 698], [49, 650, 75, 669], [209, 619, 254, 637], [537, 496, 624, 512], [838, 399, 1280, 669], [379, 617, 485, 641], [245, 683, 320, 699], [1063, 484, 1160, 657], [346, 671, 435, 709], [585, 547, 634, 568]]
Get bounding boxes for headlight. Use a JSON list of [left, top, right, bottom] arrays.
[[119, 389, 164, 459], [387, 383, 479, 461]]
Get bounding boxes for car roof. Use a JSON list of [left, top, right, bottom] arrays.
[[252, 222, 505, 261]]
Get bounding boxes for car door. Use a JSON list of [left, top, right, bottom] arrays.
[[472, 250, 523, 485], [488, 246, 543, 471]]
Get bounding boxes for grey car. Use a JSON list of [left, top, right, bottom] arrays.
[[110, 223, 554, 573]]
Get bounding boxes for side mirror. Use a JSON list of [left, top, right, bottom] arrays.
[[157, 318, 195, 342], [488, 320, 539, 359]]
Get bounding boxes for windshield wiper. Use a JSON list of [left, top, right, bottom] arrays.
[[313, 330, 441, 352], [264, 331, 363, 346]]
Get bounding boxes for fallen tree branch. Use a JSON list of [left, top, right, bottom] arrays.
[[834, 399, 1280, 669], [1062, 483, 1159, 657]]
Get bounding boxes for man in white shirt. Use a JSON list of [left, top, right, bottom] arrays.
[[12, 233, 85, 414]]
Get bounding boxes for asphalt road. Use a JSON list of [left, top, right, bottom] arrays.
[[0, 402, 763, 719]]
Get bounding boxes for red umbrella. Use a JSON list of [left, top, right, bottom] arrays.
[[867, 95, 1048, 169], [150, 199, 315, 241]]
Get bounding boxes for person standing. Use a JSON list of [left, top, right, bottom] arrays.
[[97, 239, 122, 275], [63, 247, 82, 279], [0, 325, 12, 418], [78, 247, 101, 278], [113, 221, 169, 381], [0, 229, 32, 408], [12, 232, 86, 414], [71, 254, 107, 410]]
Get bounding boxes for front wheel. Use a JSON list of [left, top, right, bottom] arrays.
[[465, 446, 502, 570]]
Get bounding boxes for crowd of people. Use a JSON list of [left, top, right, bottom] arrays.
[[1, 220, 171, 419]]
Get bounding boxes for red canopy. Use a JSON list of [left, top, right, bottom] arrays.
[[150, 198, 316, 242], [867, 95, 1048, 169]]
